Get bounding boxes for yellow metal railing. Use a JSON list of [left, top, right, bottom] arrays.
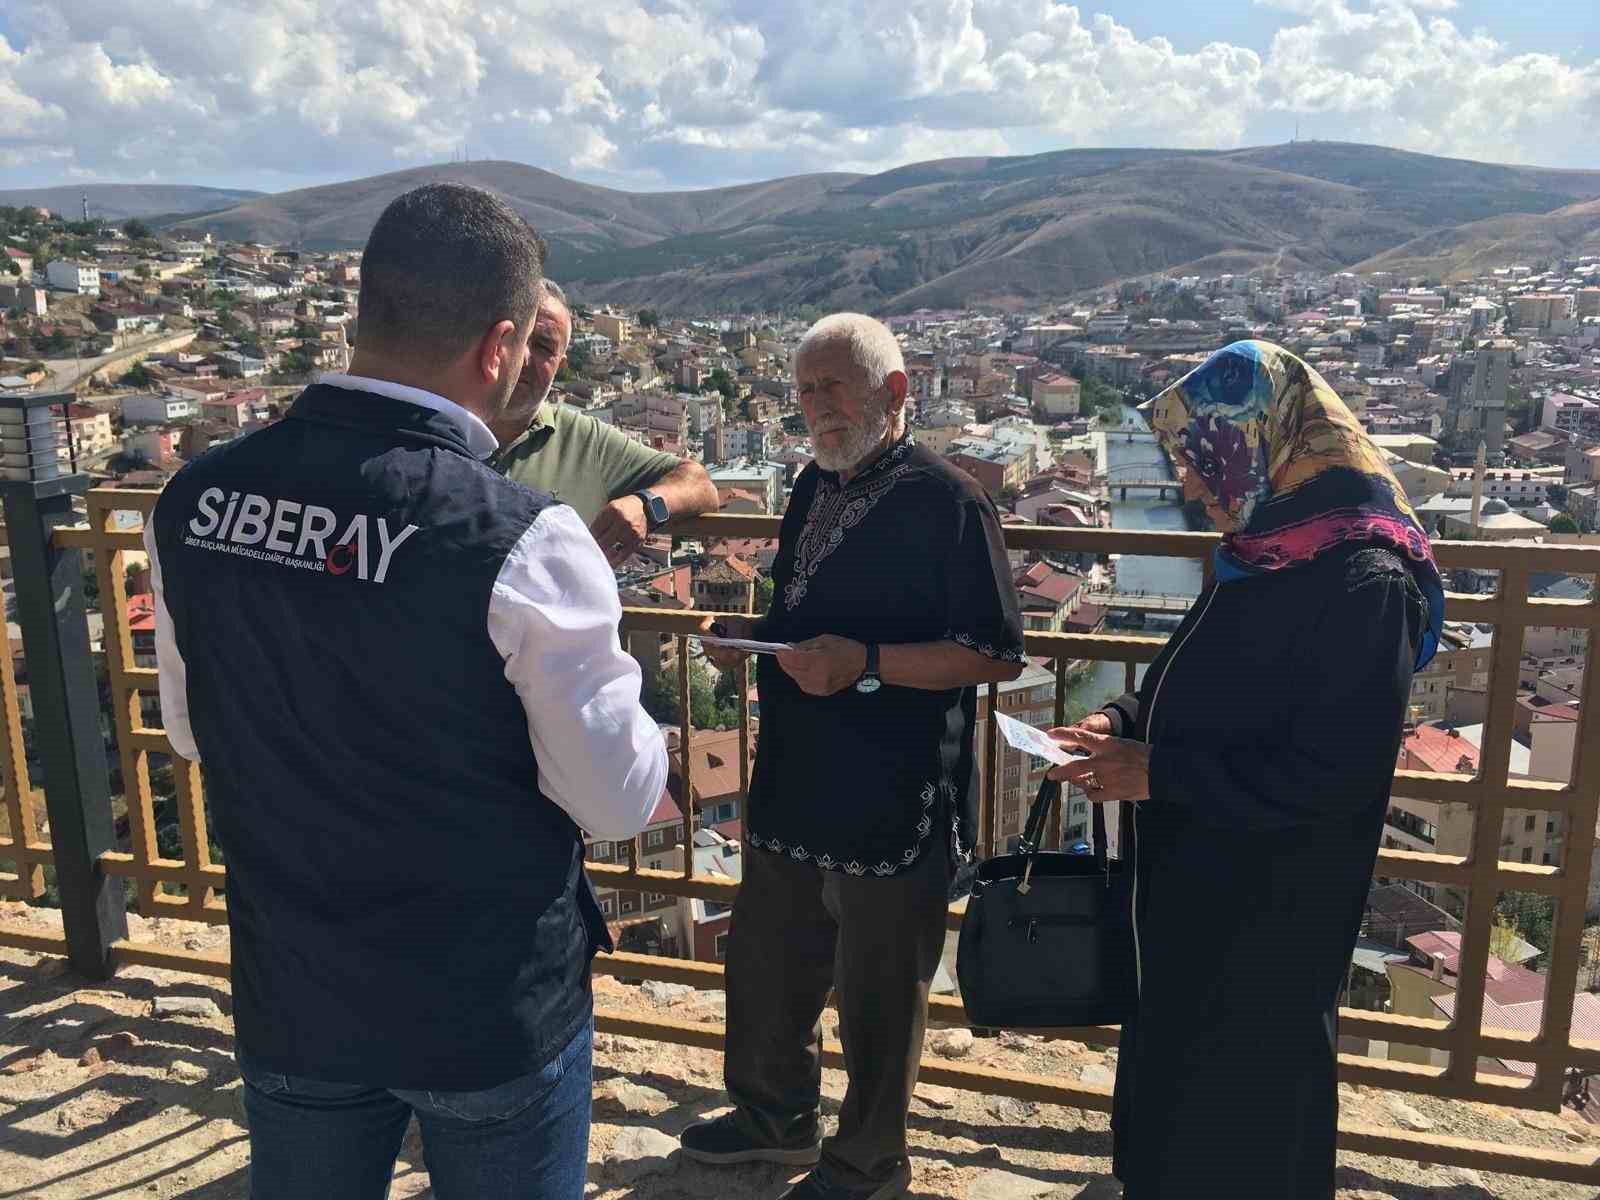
[[6, 491, 1600, 1184]]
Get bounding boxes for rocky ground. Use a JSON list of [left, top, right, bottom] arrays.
[[1, 900, 1596, 1199]]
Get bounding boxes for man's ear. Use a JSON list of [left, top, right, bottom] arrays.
[[885, 370, 909, 417], [474, 319, 519, 385]]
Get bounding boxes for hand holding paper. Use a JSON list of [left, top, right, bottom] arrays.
[[994, 710, 1087, 765]]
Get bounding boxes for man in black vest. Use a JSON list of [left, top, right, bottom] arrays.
[[145, 183, 667, 1200]]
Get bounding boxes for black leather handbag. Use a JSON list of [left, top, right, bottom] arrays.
[[956, 778, 1138, 1028]]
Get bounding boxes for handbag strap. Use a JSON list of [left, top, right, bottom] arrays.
[[1018, 777, 1059, 856]]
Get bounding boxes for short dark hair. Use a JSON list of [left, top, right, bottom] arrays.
[[356, 183, 546, 362]]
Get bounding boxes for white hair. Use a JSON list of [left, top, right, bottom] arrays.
[[795, 312, 907, 435]]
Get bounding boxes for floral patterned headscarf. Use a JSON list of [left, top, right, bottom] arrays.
[[1150, 339, 1443, 668]]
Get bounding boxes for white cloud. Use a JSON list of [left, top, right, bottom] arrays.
[[0, 0, 1595, 191]]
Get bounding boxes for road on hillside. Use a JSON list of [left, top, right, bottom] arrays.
[[40, 330, 192, 393]]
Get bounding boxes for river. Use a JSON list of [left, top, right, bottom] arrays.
[[1063, 405, 1205, 717]]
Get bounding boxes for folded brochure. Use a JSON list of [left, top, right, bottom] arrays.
[[993, 710, 1088, 765], [698, 635, 795, 655]]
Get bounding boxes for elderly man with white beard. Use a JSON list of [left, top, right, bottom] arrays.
[[681, 314, 1025, 1200]]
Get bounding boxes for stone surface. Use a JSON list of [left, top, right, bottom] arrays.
[[915, 1083, 961, 1110], [603, 1126, 680, 1183], [167, 1060, 209, 1083], [78, 1047, 102, 1067], [639, 981, 695, 1005], [152, 995, 221, 1019], [593, 1077, 672, 1117], [1079, 1064, 1116, 1089], [967, 1168, 1057, 1199], [1384, 1097, 1434, 1132], [2, 1051, 53, 1075], [930, 1028, 976, 1059], [1517, 1109, 1573, 1132], [985, 1096, 1038, 1122]]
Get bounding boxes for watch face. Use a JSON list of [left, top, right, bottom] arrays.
[[644, 493, 671, 525], [855, 675, 882, 694]]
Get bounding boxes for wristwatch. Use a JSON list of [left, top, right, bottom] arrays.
[[854, 643, 882, 694], [635, 489, 670, 530]]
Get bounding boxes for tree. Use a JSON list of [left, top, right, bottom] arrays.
[[754, 575, 774, 613], [1549, 513, 1580, 534], [708, 368, 736, 400], [641, 658, 738, 730], [636, 309, 660, 329], [123, 218, 152, 241], [120, 362, 153, 388], [3, 258, 18, 277], [1548, 483, 1569, 509]]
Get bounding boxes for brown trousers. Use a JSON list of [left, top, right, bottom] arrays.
[[724, 835, 950, 1187]]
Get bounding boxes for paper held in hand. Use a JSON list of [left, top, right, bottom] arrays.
[[698, 635, 795, 655], [994, 711, 1088, 765]]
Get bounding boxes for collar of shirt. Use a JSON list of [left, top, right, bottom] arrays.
[[318, 372, 499, 460], [493, 399, 558, 462]]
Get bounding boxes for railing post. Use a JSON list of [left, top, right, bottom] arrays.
[[1, 477, 127, 977]]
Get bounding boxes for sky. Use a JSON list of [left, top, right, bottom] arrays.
[[1, 0, 1598, 196]]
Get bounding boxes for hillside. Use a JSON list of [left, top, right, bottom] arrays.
[[60, 142, 1600, 311], [170, 161, 861, 257], [0, 184, 262, 222], [1357, 197, 1600, 279]]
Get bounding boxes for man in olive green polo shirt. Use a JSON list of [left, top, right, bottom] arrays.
[[489, 282, 719, 564]]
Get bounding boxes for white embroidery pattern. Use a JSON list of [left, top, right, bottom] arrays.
[[948, 629, 1027, 665], [782, 439, 916, 612], [748, 777, 940, 879]]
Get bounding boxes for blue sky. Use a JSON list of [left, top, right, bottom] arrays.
[[2, 1, 1598, 193]]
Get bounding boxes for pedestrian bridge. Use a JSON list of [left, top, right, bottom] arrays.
[[1085, 588, 1197, 613]]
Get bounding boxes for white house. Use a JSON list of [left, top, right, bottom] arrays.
[[121, 393, 197, 426], [46, 260, 100, 296]]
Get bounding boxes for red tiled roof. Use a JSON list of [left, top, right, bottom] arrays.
[[127, 593, 155, 633], [1405, 931, 1546, 1005], [1432, 989, 1600, 1077], [1401, 724, 1479, 774]]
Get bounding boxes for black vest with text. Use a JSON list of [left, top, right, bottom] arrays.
[[150, 384, 609, 1090]]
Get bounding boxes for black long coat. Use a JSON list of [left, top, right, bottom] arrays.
[[1105, 544, 1425, 1199]]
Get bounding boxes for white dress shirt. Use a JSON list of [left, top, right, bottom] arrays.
[[145, 375, 666, 841]]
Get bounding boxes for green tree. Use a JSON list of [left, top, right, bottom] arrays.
[[708, 368, 737, 400], [754, 575, 774, 613], [641, 659, 738, 730], [3, 258, 18, 277], [120, 361, 153, 388], [1549, 513, 1580, 534], [636, 309, 659, 329], [123, 218, 152, 241]]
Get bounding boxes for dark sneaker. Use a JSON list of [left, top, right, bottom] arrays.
[[779, 1161, 913, 1200], [680, 1111, 822, 1166]]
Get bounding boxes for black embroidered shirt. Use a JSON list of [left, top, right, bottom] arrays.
[[749, 437, 1025, 875]]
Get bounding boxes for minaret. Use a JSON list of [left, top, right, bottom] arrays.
[[81, 193, 89, 223], [1469, 441, 1487, 535]]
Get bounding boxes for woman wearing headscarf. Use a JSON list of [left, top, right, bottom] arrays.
[[1048, 340, 1443, 1199]]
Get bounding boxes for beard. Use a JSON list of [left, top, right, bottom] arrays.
[[811, 393, 893, 473]]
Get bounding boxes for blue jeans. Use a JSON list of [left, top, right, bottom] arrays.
[[238, 1017, 593, 1200]]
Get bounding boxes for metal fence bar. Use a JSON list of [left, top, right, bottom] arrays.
[[87, 493, 161, 915], [1446, 566, 1527, 1093], [0, 613, 48, 900], [14, 493, 1600, 1170], [1528, 581, 1600, 1107], [2, 481, 126, 976]]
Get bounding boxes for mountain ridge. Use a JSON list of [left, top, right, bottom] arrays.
[[15, 143, 1600, 310]]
